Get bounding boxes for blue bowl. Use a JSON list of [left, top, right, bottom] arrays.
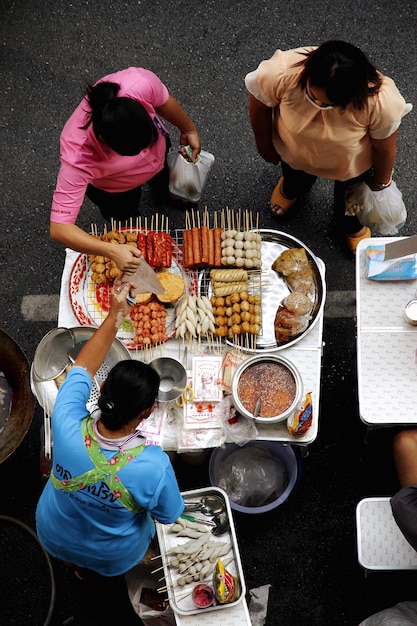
[[209, 441, 298, 514]]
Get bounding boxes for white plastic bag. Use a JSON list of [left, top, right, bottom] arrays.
[[167, 146, 215, 203], [345, 180, 407, 236]]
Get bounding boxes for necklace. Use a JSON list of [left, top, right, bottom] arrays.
[[92, 418, 143, 453]]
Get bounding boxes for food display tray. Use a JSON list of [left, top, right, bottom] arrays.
[[68, 230, 198, 350], [156, 486, 246, 616], [199, 229, 326, 352]]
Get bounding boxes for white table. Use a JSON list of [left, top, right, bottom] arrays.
[[58, 248, 324, 448], [356, 237, 417, 426], [174, 599, 252, 625]]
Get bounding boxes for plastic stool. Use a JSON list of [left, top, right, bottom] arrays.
[[356, 497, 417, 574]]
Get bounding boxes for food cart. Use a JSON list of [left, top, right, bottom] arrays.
[[32, 220, 326, 625]]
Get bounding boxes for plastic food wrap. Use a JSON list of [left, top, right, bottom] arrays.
[[287, 391, 313, 436], [213, 557, 241, 604]]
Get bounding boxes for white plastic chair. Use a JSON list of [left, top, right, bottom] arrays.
[[356, 497, 417, 575]]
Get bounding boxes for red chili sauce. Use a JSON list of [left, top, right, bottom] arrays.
[[237, 360, 296, 417]]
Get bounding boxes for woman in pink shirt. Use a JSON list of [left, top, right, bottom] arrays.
[[50, 67, 201, 273], [245, 41, 411, 255]]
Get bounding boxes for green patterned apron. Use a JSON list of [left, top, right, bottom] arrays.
[[50, 416, 145, 513]]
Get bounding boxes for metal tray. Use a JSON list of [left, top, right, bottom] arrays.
[[68, 231, 198, 350], [156, 486, 246, 616], [199, 230, 326, 352]]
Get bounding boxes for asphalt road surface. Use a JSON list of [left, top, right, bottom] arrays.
[[1, 1, 417, 624]]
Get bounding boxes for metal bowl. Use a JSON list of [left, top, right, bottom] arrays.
[[231, 354, 303, 423], [31, 326, 131, 415], [32, 327, 77, 381], [150, 357, 187, 402], [0, 329, 35, 463]]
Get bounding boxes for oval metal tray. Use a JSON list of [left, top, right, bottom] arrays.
[[199, 230, 326, 352]]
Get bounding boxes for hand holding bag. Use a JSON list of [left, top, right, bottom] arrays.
[[167, 146, 215, 203], [345, 179, 407, 235]]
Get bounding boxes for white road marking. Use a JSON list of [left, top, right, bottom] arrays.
[[21, 291, 356, 322]]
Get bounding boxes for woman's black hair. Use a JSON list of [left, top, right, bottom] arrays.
[[81, 81, 158, 155], [98, 360, 160, 431], [296, 40, 382, 109]]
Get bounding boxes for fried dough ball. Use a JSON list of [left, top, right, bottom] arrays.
[[215, 326, 228, 337], [108, 266, 121, 279], [91, 271, 107, 284]]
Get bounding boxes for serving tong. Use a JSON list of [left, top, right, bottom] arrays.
[[183, 494, 230, 535]]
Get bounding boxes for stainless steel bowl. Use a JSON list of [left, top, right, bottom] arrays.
[[150, 357, 187, 402], [33, 327, 77, 381], [231, 354, 303, 423], [31, 326, 132, 415]]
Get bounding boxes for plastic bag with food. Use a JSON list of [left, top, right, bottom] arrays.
[[167, 146, 215, 203], [345, 180, 407, 235], [123, 259, 166, 304]]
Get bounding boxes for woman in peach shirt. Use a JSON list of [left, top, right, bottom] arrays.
[[245, 40, 411, 254]]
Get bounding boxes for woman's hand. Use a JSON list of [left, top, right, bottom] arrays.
[[109, 277, 133, 320], [179, 129, 201, 162], [107, 244, 142, 274], [75, 277, 133, 377]]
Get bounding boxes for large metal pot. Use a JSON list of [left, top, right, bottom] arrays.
[[231, 354, 303, 424], [0, 329, 35, 463]]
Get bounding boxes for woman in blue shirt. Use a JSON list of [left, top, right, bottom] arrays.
[[36, 277, 184, 580]]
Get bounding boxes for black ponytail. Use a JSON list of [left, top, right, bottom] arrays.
[[98, 360, 160, 431], [81, 80, 158, 155]]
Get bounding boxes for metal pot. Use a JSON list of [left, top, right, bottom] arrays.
[[231, 354, 303, 423], [0, 329, 35, 463]]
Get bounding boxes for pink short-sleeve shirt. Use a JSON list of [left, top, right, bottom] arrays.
[[51, 67, 170, 224], [245, 48, 412, 181]]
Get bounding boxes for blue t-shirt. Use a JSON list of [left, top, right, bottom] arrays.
[[36, 367, 184, 576]]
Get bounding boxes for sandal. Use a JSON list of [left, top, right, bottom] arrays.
[[270, 177, 298, 216], [346, 227, 371, 255]]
